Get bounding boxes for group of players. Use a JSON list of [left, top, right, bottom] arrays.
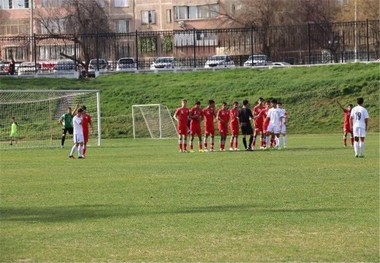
[[173, 97, 287, 153], [59, 105, 93, 159]]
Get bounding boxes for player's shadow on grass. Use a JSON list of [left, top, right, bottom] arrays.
[[0, 204, 348, 223]]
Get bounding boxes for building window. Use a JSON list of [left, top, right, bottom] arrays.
[[141, 10, 156, 25], [0, 0, 30, 9], [116, 20, 129, 33], [40, 19, 65, 34], [174, 4, 219, 20], [115, 0, 128, 8], [166, 9, 172, 23]]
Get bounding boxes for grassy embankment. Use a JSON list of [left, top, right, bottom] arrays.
[[1, 63, 379, 137]]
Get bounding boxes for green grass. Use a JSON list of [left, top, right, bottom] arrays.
[[1, 63, 379, 137], [1, 134, 379, 262]]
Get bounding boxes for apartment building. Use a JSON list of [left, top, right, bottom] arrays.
[[0, 0, 236, 61]]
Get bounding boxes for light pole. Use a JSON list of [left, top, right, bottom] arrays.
[[29, 0, 34, 62], [354, 0, 358, 62]]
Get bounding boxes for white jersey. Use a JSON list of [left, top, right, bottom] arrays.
[[267, 108, 283, 126], [350, 105, 369, 129], [278, 108, 286, 125], [73, 115, 83, 136]]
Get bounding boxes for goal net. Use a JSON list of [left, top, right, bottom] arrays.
[[0, 90, 101, 149], [132, 104, 177, 139]]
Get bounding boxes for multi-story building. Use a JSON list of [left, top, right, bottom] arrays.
[[0, 0, 236, 62]]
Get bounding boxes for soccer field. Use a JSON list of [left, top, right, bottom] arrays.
[[0, 134, 379, 262]]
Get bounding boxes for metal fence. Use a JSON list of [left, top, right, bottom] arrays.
[[0, 19, 378, 72]]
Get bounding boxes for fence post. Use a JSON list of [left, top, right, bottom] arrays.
[[33, 33, 37, 72], [135, 30, 139, 70], [192, 28, 197, 68], [366, 19, 370, 61], [308, 22, 311, 64], [250, 27, 254, 59]]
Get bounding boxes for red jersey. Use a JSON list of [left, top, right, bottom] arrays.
[[217, 109, 229, 136], [229, 108, 239, 126], [189, 106, 202, 135], [229, 108, 239, 136], [175, 107, 189, 135], [202, 107, 215, 135], [175, 107, 189, 125], [253, 105, 265, 126], [189, 107, 203, 124], [217, 109, 229, 124], [82, 113, 92, 133], [343, 109, 351, 131], [261, 108, 269, 131]]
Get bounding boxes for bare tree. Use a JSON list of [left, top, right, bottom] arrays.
[[35, 0, 111, 74]]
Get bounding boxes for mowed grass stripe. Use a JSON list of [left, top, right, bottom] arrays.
[[0, 134, 379, 262]]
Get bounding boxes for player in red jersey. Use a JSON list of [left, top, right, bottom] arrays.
[[261, 100, 270, 149], [81, 105, 93, 157], [252, 97, 265, 149], [217, 102, 230, 151], [189, 101, 203, 152], [173, 99, 190, 152], [229, 101, 239, 151], [202, 99, 216, 152], [337, 100, 353, 147]]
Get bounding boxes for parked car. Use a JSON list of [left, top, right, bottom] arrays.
[[150, 57, 176, 70], [88, 58, 108, 77], [243, 54, 270, 67], [116, 57, 137, 72], [17, 62, 41, 75], [53, 59, 76, 72], [204, 55, 235, 68], [271, 61, 291, 67]]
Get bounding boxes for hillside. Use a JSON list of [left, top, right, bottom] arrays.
[[1, 63, 379, 138]]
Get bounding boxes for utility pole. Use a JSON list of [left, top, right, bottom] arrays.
[[29, 0, 34, 62]]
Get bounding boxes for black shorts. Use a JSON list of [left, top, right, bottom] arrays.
[[62, 127, 73, 135], [240, 123, 253, 135]]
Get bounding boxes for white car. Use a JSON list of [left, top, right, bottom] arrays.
[[243, 54, 269, 67], [150, 57, 176, 70], [271, 62, 291, 67], [204, 55, 235, 68], [88, 58, 108, 77], [17, 62, 40, 75], [116, 57, 137, 72]]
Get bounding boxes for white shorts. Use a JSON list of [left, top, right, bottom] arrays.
[[73, 134, 84, 143], [267, 123, 281, 134], [353, 127, 366, 138]]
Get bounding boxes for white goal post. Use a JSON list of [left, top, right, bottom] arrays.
[[0, 90, 101, 149], [132, 104, 178, 139]]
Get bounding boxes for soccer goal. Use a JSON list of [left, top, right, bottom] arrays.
[[132, 104, 177, 139], [0, 90, 101, 149]]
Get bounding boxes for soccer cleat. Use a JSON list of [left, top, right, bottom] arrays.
[[359, 155, 364, 158], [69, 155, 75, 159], [355, 155, 358, 158], [199, 149, 204, 153], [229, 147, 234, 151], [203, 149, 209, 152], [189, 149, 195, 153], [210, 149, 215, 152], [78, 156, 85, 159], [234, 148, 240, 151]]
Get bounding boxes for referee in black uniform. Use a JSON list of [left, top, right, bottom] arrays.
[[239, 99, 254, 150]]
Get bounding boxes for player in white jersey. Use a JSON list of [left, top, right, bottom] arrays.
[[265, 99, 284, 149], [350, 97, 369, 158], [69, 108, 85, 159], [277, 102, 288, 148]]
